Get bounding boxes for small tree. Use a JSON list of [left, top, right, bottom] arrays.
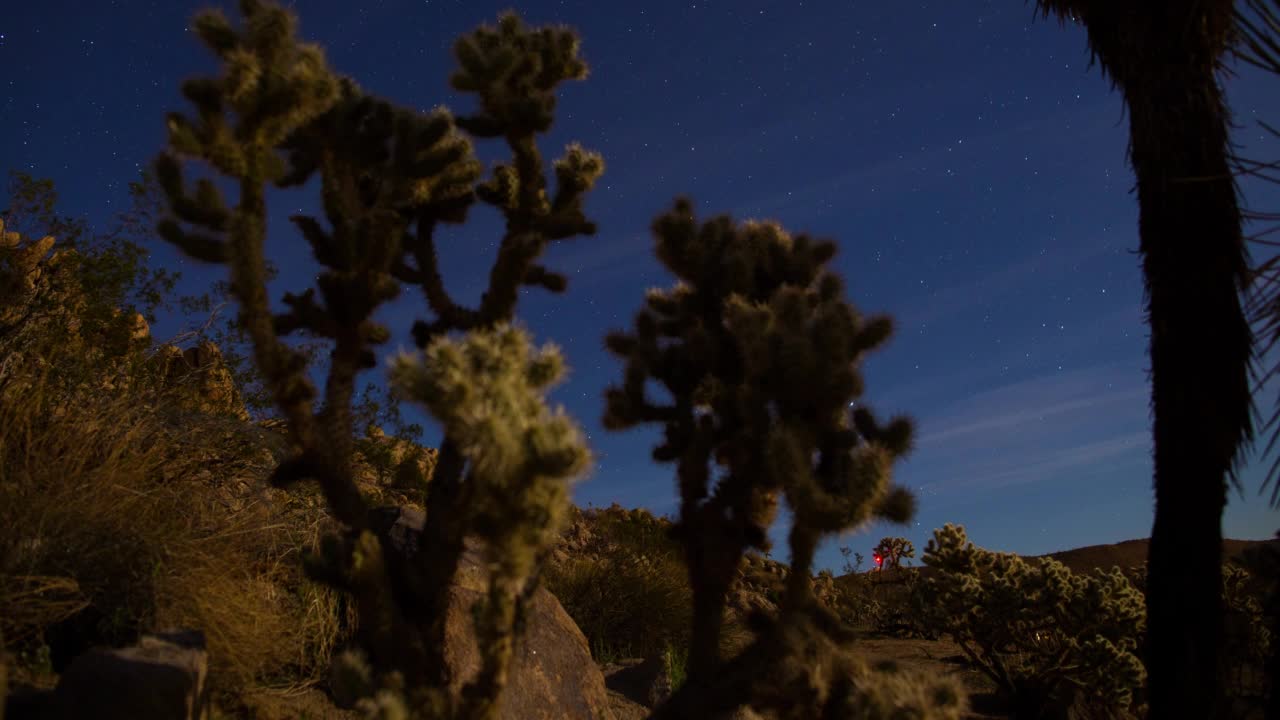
[[873, 537, 915, 570]]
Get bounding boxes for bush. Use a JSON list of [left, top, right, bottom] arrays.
[[0, 344, 349, 698], [1221, 547, 1278, 716], [910, 524, 1146, 718], [545, 552, 691, 664]]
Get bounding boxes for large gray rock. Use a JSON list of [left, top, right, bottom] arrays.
[[47, 629, 208, 720], [368, 506, 615, 720]]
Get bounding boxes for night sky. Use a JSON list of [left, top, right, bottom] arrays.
[[4, 1, 1279, 572]]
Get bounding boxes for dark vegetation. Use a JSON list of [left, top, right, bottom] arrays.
[[1, 0, 1280, 718]]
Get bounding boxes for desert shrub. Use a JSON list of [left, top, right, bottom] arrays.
[[0, 347, 349, 696], [1220, 548, 1278, 716], [546, 553, 691, 664], [831, 568, 938, 640], [830, 575, 889, 632], [545, 505, 692, 663], [911, 524, 1146, 718], [586, 504, 682, 561], [837, 654, 969, 720]]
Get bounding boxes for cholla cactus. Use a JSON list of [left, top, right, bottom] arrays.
[[604, 200, 928, 717], [153, 1, 601, 717], [911, 524, 1147, 718]]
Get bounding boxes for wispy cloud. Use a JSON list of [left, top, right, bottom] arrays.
[[904, 364, 1151, 494], [894, 239, 1128, 331], [918, 386, 1147, 446], [870, 301, 1144, 414], [923, 431, 1151, 494], [915, 366, 1147, 445]]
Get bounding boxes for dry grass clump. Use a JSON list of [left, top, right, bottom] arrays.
[[0, 352, 350, 697]]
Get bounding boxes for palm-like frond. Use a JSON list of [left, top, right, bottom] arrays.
[[1033, 1, 1238, 87], [1233, 0, 1280, 507], [1035, 0, 1258, 499]]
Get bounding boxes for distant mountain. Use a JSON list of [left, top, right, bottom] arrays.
[[837, 535, 1280, 584], [1031, 536, 1280, 575]]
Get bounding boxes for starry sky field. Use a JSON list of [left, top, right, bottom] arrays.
[[4, 0, 1280, 572]]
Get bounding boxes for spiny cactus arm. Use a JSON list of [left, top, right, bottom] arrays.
[[154, 1, 365, 517], [469, 141, 603, 328], [389, 325, 591, 720], [405, 31, 603, 346], [267, 76, 489, 533], [405, 218, 483, 344], [544, 143, 604, 238], [609, 199, 926, 712]]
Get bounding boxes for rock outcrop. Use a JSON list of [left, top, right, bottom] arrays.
[[367, 506, 615, 720], [150, 341, 248, 422], [351, 425, 438, 494]]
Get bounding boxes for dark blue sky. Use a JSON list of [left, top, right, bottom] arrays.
[[4, 1, 1279, 571]]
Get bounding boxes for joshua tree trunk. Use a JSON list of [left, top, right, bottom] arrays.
[[1034, 3, 1253, 717], [1141, 75, 1249, 712], [1124, 36, 1251, 720]]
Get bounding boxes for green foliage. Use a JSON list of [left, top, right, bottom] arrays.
[[662, 641, 688, 693], [604, 200, 938, 717], [911, 524, 1147, 718], [154, 2, 601, 716], [0, 172, 179, 405], [2, 169, 177, 329]]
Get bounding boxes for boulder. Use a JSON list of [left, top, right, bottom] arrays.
[[46, 629, 209, 720], [351, 425, 438, 494], [601, 656, 669, 709], [152, 341, 249, 422], [367, 506, 615, 720]]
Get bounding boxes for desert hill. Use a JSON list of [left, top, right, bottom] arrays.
[[1032, 536, 1279, 575]]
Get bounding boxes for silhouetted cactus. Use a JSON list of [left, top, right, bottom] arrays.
[[603, 200, 929, 717], [911, 524, 1147, 718], [872, 537, 914, 570], [153, 1, 600, 716]]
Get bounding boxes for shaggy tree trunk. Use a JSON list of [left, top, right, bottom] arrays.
[[1128, 45, 1250, 720], [1033, 2, 1253, 715]]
